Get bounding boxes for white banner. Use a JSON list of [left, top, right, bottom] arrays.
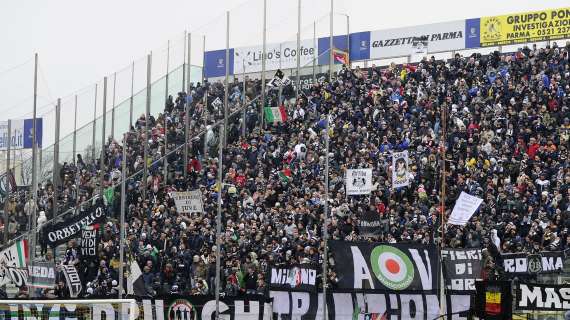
[[448, 192, 483, 226], [233, 39, 316, 74], [392, 151, 410, 188], [345, 168, 373, 195], [370, 20, 465, 59], [172, 190, 204, 213]]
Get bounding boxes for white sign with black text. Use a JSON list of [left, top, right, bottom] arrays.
[[370, 20, 465, 59], [448, 192, 483, 226], [172, 190, 204, 213], [345, 168, 373, 195]]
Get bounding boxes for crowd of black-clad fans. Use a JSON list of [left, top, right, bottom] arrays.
[[1, 41, 570, 298]]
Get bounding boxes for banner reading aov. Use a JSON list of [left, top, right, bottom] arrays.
[[330, 241, 438, 291], [480, 7, 570, 46]]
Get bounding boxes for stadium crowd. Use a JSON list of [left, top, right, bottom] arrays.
[[1, 41, 570, 298]]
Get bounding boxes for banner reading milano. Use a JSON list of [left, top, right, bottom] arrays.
[[329, 241, 438, 291]]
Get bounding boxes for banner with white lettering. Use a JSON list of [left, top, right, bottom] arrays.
[[448, 192, 483, 226], [502, 251, 565, 275], [43, 205, 105, 246], [516, 283, 570, 311], [28, 261, 56, 288], [441, 248, 482, 292], [4, 266, 28, 287], [0, 239, 28, 286], [346, 168, 373, 195], [0, 293, 470, 320], [357, 210, 382, 238], [0, 118, 43, 150], [171, 190, 204, 213], [392, 151, 410, 189], [269, 266, 318, 291], [62, 264, 82, 298], [80, 226, 99, 257], [329, 240, 438, 291], [370, 20, 466, 59], [270, 291, 471, 320]]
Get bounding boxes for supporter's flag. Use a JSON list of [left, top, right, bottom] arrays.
[[127, 260, 149, 296], [392, 151, 410, 188], [264, 105, 287, 123], [103, 187, 114, 205], [332, 48, 349, 64], [267, 69, 291, 87], [278, 166, 292, 183]]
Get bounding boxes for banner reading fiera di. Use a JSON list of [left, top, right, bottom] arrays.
[[480, 7, 570, 46]]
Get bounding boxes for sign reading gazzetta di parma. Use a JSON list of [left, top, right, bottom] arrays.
[[480, 7, 570, 47], [269, 266, 318, 291], [502, 251, 565, 274], [329, 241, 438, 291], [370, 20, 466, 59], [516, 283, 570, 311]]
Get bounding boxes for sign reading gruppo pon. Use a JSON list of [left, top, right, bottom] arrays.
[[0, 118, 43, 150]]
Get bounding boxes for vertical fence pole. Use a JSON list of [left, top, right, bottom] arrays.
[[92, 84, 98, 161], [143, 54, 152, 201], [164, 41, 170, 187], [296, 0, 301, 98], [118, 132, 127, 299], [260, 0, 267, 130], [111, 72, 117, 140], [30, 52, 39, 281], [53, 99, 61, 218], [215, 11, 230, 320], [4, 119, 12, 244], [100, 77, 107, 196], [129, 62, 135, 129], [184, 33, 192, 179]]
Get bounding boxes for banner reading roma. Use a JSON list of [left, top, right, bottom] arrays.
[[480, 7, 570, 46], [329, 241, 438, 291], [502, 251, 565, 275]]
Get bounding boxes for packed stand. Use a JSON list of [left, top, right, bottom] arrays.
[[1, 42, 570, 298]]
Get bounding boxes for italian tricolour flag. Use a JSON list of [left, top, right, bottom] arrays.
[[264, 105, 287, 123]]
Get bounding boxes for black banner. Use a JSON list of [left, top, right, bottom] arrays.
[[0, 295, 272, 320], [0, 292, 470, 320], [516, 283, 570, 311], [44, 205, 105, 246], [329, 241, 438, 291], [270, 290, 471, 320], [269, 265, 318, 291], [80, 226, 99, 257], [474, 281, 512, 320], [357, 210, 382, 238], [441, 248, 482, 292], [502, 251, 565, 274]]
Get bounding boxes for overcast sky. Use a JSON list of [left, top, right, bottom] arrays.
[[0, 0, 567, 132]]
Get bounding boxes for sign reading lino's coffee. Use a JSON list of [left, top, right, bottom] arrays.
[[442, 248, 482, 292], [329, 241, 438, 291], [269, 266, 317, 291], [502, 251, 565, 274], [44, 206, 105, 246], [516, 283, 570, 311]]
